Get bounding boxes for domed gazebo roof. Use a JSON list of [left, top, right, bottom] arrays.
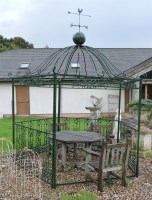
[[10, 29, 140, 90], [31, 32, 123, 79]]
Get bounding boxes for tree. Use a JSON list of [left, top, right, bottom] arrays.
[[13, 37, 34, 48], [0, 35, 34, 52]]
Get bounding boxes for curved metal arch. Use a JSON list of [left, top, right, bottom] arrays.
[[81, 46, 102, 77], [85, 46, 122, 77], [28, 44, 123, 79]]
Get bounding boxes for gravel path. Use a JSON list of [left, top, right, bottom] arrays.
[[42, 157, 152, 200]]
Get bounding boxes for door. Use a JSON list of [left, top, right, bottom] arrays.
[[125, 89, 129, 112], [16, 86, 30, 115]]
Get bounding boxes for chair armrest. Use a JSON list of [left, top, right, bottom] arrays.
[[82, 147, 100, 156]]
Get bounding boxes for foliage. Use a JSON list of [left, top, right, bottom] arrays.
[[13, 37, 33, 48], [0, 35, 34, 52], [105, 177, 114, 186], [61, 191, 97, 200], [129, 99, 152, 110]]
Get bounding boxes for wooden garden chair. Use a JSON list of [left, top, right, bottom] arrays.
[[83, 138, 131, 192], [91, 124, 113, 151], [48, 122, 68, 132], [92, 124, 113, 139]]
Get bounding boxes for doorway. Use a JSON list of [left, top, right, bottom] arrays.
[[16, 86, 30, 115], [142, 84, 152, 99], [125, 89, 129, 112]]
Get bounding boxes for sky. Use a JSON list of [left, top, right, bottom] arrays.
[[1, 0, 152, 48]]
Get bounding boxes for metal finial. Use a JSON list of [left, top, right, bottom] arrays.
[[68, 8, 91, 32]]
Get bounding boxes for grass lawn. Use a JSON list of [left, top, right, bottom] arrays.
[[61, 191, 97, 200], [0, 117, 38, 142], [0, 117, 12, 141], [0, 116, 113, 146]]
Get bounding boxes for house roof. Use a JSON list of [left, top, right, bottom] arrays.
[[0, 48, 152, 80], [98, 48, 152, 73], [0, 48, 59, 80]]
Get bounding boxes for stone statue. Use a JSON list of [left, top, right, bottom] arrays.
[[112, 108, 121, 139], [90, 95, 103, 117], [85, 95, 103, 131]]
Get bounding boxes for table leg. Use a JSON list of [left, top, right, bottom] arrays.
[[73, 143, 77, 159], [85, 142, 91, 162], [61, 142, 66, 169], [85, 142, 91, 148], [78, 142, 92, 169]]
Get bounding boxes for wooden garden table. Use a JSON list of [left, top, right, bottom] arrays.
[[55, 130, 104, 169]]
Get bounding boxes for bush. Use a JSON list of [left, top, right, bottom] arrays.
[[61, 191, 97, 200], [129, 99, 152, 110]]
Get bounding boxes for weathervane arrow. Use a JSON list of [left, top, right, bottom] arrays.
[[68, 8, 91, 32]]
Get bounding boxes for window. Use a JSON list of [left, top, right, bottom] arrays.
[[108, 94, 119, 112], [71, 63, 80, 68], [19, 63, 30, 69]]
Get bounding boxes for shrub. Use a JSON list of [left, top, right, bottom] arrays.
[[129, 99, 152, 110]]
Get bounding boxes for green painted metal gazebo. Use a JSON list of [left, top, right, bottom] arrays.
[[11, 31, 142, 188]]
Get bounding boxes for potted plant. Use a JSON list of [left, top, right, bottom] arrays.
[[129, 99, 152, 124]]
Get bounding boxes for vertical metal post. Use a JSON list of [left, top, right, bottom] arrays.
[[136, 79, 142, 177], [57, 81, 61, 128], [12, 79, 15, 146], [117, 82, 122, 143], [79, 11, 80, 32], [145, 84, 147, 99], [52, 73, 57, 188]]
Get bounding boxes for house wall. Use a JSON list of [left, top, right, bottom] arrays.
[[29, 87, 125, 115], [0, 83, 125, 115], [0, 83, 13, 114], [30, 87, 54, 114], [61, 88, 124, 114], [131, 65, 152, 100], [131, 81, 139, 100]]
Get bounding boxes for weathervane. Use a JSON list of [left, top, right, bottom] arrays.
[[68, 8, 91, 32]]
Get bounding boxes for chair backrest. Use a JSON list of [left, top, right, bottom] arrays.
[[48, 122, 68, 132], [100, 139, 131, 172], [92, 124, 113, 141]]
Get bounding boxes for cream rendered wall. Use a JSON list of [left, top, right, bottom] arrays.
[[0, 83, 13, 114], [30, 87, 54, 114], [29, 87, 124, 115], [61, 88, 125, 114], [0, 84, 125, 115]]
